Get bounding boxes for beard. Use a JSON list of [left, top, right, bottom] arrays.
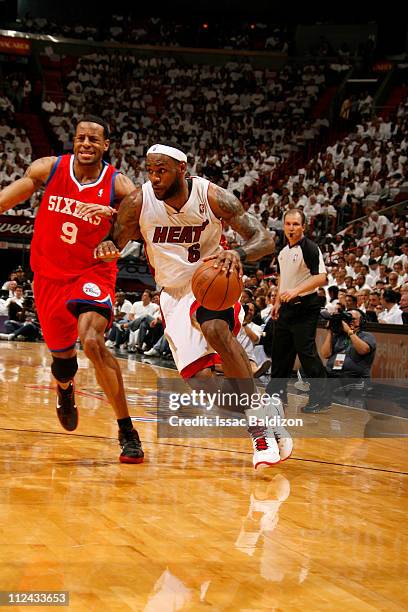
[[155, 177, 182, 201]]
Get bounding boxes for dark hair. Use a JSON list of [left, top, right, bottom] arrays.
[[76, 115, 110, 139], [328, 285, 339, 299], [283, 209, 306, 225], [383, 289, 400, 304]]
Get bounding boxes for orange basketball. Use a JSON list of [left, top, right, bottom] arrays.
[[191, 260, 243, 311]]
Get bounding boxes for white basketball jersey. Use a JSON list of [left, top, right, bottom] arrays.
[[140, 177, 222, 289]]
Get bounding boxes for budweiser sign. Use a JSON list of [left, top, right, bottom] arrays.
[[0, 215, 34, 240]]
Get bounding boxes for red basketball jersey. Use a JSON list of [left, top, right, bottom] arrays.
[[31, 154, 119, 280]]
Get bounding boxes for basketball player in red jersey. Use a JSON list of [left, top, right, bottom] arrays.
[[0, 116, 143, 464], [84, 143, 293, 470]]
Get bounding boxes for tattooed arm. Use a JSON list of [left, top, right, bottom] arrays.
[[206, 183, 275, 274], [0, 157, 55, 213], [75, 172, 137, 219], [112, 186, 143, 249], [94, 186, 143, 259]]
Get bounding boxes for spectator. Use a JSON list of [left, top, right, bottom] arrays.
[[124, 290, 160, 351], [377, 289, 403, 324], [236, 303, 271, 378], [0, 295, 40, 341], [399, 284, 408, 324], [143, 334, 172, 359], [105, 291, 133, 348]]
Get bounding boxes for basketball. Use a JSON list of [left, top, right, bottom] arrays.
[[191, 259, 243, 310]]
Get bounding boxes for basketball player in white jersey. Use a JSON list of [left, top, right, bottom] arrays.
[[84, 144, 292, 469]]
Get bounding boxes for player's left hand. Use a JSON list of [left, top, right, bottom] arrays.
[[94, 240, 121, 261], [76, 202, 116, 219], [280, 289, 299, 303], [203, 250, 243, 277]]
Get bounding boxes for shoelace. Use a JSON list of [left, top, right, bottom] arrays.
[[255, 437, 268, 451], [248, 425, 269, 451]]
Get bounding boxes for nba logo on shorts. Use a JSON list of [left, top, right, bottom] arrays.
[[83, 282, 101, 297]]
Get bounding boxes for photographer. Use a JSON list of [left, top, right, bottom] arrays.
[[321, 309, 376, 380]]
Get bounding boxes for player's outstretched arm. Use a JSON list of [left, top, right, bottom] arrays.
[[207, 183, 275, 261], [0, 157, 56, 214]]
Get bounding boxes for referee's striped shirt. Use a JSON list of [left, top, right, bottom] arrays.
[[278, 237, 327, 296]]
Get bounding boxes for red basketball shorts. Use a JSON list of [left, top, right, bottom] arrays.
[[34, 269, 115, 352]]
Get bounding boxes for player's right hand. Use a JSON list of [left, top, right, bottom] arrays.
[[94, 240, 121, 261], [76, 202, 116, 219]]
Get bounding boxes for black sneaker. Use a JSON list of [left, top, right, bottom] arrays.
[[56, 382, 78, 431], [254, 359, 271, 378], [119, 428, 144, 464], [301, 400, 330, 414]]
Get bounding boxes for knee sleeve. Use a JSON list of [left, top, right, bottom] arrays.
[[51, 356, 78, 383]]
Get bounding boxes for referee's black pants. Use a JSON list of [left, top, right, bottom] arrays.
[[267, 294, 326, 403]]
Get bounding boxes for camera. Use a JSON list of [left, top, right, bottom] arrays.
[[328, 311, 353, 334]]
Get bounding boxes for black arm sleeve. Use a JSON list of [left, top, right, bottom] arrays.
[[301, 238, 321, 275]]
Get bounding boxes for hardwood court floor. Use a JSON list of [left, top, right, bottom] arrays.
[[0, 341, 407, 611]]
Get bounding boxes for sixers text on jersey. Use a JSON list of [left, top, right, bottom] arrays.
[[47, 195, 103, 225]]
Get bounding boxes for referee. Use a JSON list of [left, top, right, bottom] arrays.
[[267, 209, 328, 412]]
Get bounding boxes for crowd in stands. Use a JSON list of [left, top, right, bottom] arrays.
[[40, 52, 337, 196], [0, 72, 36, 216], [1, 46, 351, 221], [11, 15, 291, 52], [0, 70, 32, 114]]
